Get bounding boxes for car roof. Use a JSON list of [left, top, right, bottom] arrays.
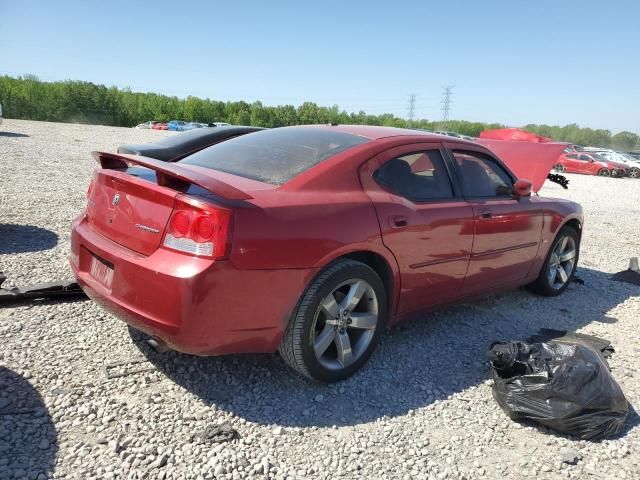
[[298, 124, 472, 142]]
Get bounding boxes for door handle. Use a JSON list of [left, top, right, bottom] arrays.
[[480, 211, 493, 219], [390, 215, 408, 228]]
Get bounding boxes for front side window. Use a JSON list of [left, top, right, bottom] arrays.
[[452, 150, 513, 198], [373, 149, 453, 201], [566, 154, 579, 159]]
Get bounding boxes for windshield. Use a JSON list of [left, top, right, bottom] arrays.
[[180, 127, 370, 185]]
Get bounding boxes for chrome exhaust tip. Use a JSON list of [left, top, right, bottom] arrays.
[[147, 337, 169, 353]]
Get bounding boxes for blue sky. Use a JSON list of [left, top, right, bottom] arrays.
[[1, 0, 638, 132]]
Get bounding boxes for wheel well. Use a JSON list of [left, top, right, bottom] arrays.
[[340, 251, 394, 304], [563, 219, 582, 239]]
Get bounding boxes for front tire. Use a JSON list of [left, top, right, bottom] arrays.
[[629, 168, 640, 179], [529, 226, 580, 296], [279, 259, 387, 382], [554, 164, 565, 173]]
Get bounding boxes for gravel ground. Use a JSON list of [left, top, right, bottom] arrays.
[[0, 119, 639, 480]]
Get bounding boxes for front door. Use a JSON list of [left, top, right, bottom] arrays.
[[360, 143, 474, 315], [446, 146, 544, 293]]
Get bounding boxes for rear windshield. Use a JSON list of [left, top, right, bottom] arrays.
[[180, 127, 370, 185]]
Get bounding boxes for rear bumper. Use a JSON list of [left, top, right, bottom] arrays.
[[70, 215, 317, 355]]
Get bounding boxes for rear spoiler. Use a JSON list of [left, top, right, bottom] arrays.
[[476, 140, 569, 192], [93, 151, 253, 200]]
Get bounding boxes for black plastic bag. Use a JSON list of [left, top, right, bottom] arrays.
[[489, 339, 629, 440]]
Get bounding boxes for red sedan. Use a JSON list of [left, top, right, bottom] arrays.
[[555, 152, 628, 177], [152, 122, 168, 131], [71, 126, 583, 382]]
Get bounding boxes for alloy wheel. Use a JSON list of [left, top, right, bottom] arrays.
[[598, 169, 611, 177], [547, 235, 576, 290], [312, 279, 378, 370]]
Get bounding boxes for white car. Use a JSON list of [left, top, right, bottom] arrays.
[[134, 121, 159, 129]]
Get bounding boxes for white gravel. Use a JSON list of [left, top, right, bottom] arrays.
[[0, 119, 639, 479]]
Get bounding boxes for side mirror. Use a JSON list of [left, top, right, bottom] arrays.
[[513, 179, 532, 198]]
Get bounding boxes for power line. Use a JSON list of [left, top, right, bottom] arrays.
[[407, 93, 417, 125], [440, 85, 454, 130]]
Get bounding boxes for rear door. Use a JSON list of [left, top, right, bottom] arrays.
[[360, 143, 473, 314], [446, 145, 543, 293]]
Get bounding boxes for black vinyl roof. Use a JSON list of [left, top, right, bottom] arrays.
[[117, 126, 264, 162]]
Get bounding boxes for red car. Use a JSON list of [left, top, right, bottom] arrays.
[[71, 126, 583, 382], [555, 152, 628, 177], [152, 122, 168, 131]]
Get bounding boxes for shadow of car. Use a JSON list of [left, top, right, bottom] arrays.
[[128, 266, 636, 433]]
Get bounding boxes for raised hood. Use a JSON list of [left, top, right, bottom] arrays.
[[476, 139, 568, 192]]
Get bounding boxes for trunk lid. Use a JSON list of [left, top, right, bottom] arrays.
[[86, 151, 257, 256], [86, 169, 177, 255]]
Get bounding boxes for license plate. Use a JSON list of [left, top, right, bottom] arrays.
[[90, 255, 114, 289]]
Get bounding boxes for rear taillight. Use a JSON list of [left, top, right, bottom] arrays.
[[162, 195, 231, 260]]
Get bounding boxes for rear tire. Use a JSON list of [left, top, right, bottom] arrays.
[[598, 169, 611, 177], [529, 226, 580, 297], [629, 168, 640, 179], [279, 259, 387, 382]]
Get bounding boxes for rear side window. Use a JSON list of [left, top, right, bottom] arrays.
[[374, 150, 453, 201], [452, 150, 513, 198], [181, 127, 370, 185]]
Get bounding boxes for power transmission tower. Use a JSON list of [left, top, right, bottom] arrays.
[[440, 85, 454, 130], [407, 93, 417, 126]]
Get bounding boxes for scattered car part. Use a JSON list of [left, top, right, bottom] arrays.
[[195, 423, 239, 443], [489, 337, 628, 440], [611, 257, 640, 286], [0, 272, 87, 305], [547, 173, 569, 189], [117, 125, 264, 162], [104, 359, 156, 379]]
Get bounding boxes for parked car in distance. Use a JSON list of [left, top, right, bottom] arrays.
[[591, 150, 640, 178], [135, 121, 160, 129], [555, 152, 629, 177], [72, 126, 582, 382], [152, 122, 168, 131], [117, 126, 264, 161], [0, 102, 3, 125], [167, 120, 188, 131], [183, 122, 208, 131]]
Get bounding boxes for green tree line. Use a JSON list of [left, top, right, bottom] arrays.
[[0, 75, 637, 150]]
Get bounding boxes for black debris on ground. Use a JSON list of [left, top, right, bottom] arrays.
[[194, 423, 239, 444]]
